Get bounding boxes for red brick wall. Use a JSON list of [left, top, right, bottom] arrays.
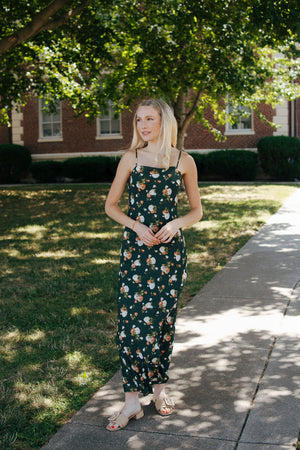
[[22, 98, 279, 156], [184, 103, 275, 150], [23, 98, 133, 155], [0, 124, 10, 145]]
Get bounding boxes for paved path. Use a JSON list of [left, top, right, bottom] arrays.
[[43, 188, 300, 450]]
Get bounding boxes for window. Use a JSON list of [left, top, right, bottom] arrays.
[[39, 99, 62, 141], [226, 103, 254, 135], [97, 101, 122, 139]]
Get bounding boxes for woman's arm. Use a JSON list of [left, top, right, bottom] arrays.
[[155, 152, 202, 243], [105, 151, 136, 229], [177, 151, 203, 227], [105, 150, 160, 246]]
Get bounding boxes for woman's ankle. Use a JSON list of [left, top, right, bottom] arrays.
[[153, 384, 166, 400], [122, 392, 141, 416]]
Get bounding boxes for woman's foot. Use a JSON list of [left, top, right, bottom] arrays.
[[107, 392, 143, 431], [153, 385, 175, 416], [106, 408, 144, 431], [154, 397, 175, 416]]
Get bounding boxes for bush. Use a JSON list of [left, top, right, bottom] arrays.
[[257, 136, 300, 181], [0, 144, 32, 183], [31, 161, 63, 183], [62, 155, 121, 182], [189, 153, 207, 180], [205, 150, 257, 180]]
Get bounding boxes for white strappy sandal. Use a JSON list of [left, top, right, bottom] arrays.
[[106, 409, 144, 431], [154, 397, 175, 416]]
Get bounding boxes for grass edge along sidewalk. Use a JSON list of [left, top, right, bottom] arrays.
[[0, 183, 298, 449]]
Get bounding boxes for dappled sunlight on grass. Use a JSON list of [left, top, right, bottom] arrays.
[[35, 250, 81, 259], [0, 183, 297, 448], [70, 306, 92, 316], [91, 257, 119, 265], [14, 224, 48, 236], [64, 350, 90, 368], [70, 231, 120, 239], [189, 251, 211, 261], [25, 329, 46, 343]]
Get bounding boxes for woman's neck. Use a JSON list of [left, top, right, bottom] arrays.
[[145, 140, 161, 154]]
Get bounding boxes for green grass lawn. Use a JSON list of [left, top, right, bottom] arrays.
[[0, 183, 298, 449]]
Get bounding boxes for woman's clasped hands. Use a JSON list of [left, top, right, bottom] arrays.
[[134, 220, 181, 247]]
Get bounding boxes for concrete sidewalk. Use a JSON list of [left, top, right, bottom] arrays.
[[43, 188, 300, 450]]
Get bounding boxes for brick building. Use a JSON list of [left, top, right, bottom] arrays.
[[0, 97, 299, 160]]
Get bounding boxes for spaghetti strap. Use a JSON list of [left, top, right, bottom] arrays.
[[176, 150, 182, 169], [135, 148, 138, 167]]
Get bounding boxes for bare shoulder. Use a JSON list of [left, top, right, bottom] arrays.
[[119, 149, 136, 172], [178, 151, 196, 174]]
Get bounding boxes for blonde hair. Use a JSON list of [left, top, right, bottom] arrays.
[[129, 99, 178, 169]]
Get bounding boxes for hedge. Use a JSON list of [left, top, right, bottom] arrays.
[[31, 161, 63, 183], [5, 143, 300, 184], [0, 144, 32, 183], [190, 150, 257, 181], [257, 136, 300, 181], [61, 156, 121, 182], [205, 150, 257, 181], [189, 153, 207, 179], [30, 156, 121, 183], [28, 151, 259, 183]]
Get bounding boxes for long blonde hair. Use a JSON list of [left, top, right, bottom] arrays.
[[129, 99, 178, 169]]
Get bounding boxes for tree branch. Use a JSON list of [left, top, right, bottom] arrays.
[[185, 90, 202, 126], [176, 91, 202, 150], [40, 0, 91, 31], [0, 0, 90, 55], [173, 91, 185, 128]]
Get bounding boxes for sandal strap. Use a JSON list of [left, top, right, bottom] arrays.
[[165, 397, 175, 407], [155, 396, 175, 411], [108, 411, 120, 421], [108, 412, 129, 429]]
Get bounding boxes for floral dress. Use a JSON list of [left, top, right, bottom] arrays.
[[116, 150, 187, 396]]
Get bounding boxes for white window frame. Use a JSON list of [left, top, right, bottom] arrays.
[[225, 102, 254, 136], [96, 101, 122, 140], [38, 99, 63, 142]]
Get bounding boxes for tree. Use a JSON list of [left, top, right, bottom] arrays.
[[0, 0, 113, 123], [97, 0, 300, 148], [0, 0, 90, 55], [1, 0, 300, 148]]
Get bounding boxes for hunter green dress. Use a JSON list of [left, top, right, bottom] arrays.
[[116, 150, 187, 396]]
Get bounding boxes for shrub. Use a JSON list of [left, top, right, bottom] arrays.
[[257, 136, 300, 181], [31, 161, 63, 183], [205, 150, 257, 180], [62, 156, 121, 182], [0, 144, 32, 183], [189, 153, 207, 180]]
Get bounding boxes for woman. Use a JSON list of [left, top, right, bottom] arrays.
[[105, 98, 202, 431]]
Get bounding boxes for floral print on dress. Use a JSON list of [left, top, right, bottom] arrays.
[[116, 161, 187, 396]]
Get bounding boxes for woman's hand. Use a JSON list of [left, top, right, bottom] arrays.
[[155, 219, 181, 243], [135, 222, 161, 247]]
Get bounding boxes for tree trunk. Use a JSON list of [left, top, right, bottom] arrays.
[[174, 91, 202, 150], [176, 126, 185, 151], [173, 92, 185, 150], [8, 109, 12, 144]]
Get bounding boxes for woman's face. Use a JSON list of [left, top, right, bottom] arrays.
[[136, 106, 161, 144]]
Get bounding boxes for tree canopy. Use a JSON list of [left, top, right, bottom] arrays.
[[1, 0, 300, 147], [100, 0, 300, 146], [0, 0, 113, 122]]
